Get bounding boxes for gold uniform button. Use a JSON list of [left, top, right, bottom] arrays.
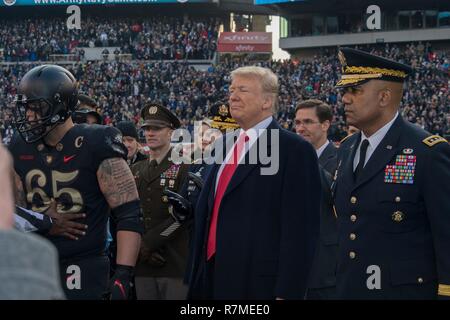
[[395, 196, 401, 203], [350, 215, 357, 222], [350, 196, 357, 204], [162, 196, 169, 203], [350, 233, 356, 240], [349, 251, 356, 259], [417, 277, 424, 284]]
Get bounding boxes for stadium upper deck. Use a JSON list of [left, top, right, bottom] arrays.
[[256, 0, 450, 53]]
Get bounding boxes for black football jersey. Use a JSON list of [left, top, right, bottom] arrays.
[[9, 124, 127, 260]]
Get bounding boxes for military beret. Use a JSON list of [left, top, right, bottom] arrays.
[[140, 103, 180, 129], [335, 47, 413, 88], [208, 102, 239, 132], [116, 121, 139, 140]]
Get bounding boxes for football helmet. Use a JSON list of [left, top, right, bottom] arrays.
[[13, 65, 78, 143]]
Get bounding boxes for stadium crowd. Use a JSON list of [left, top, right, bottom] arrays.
[[0, 42, 448, 144], [1, 16, 220, 62]]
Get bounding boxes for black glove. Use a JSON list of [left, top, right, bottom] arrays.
[[108, 264, 134, 300], [163, 189, 192, 222], [188, 172, 204, 190]]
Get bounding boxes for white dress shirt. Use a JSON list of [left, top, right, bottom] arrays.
[[215, 116, 273, 192], [316, 140, 330, 159], [353, 112, 399, 171]]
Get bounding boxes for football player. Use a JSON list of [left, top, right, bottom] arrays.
[[9, 65, 144, 300]]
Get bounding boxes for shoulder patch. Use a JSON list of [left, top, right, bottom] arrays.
[[422, 135, 448, 147]]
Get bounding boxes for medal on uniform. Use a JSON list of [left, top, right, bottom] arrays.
[[169, 179, 175, 188], [160, 178, 166, 186], [384, 154, 416, 184], [166, 164, 180, 179]]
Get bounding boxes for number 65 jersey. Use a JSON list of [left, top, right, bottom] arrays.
[[9, 124, 128, 260]]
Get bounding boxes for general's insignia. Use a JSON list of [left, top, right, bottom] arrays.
[[422, 135, 447, 147]]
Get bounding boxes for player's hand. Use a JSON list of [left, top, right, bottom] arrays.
[[163, 189, 192, 222], [188, 172, 204, 190], [108, 264, 134, 300], [46, 199, 88, 240]]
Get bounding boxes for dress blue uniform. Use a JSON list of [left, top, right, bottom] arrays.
[[333, 48, 450, 299]]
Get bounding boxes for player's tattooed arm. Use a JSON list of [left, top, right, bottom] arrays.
[[98, 157, 141, 272], [97, 157, 139, 208], [13, 170, 27, 208]]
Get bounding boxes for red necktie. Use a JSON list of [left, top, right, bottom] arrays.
[[207, 132, 249, 260]]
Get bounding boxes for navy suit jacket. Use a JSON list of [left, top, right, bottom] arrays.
[[188, 119, 321, 299], [318, 142, 338, 176], [307, 141, 339, 294]]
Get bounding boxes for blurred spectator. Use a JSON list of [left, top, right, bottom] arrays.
[[0, 145, 64, 299]]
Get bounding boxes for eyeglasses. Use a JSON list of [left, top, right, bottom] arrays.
[[295, 119, 320, 127]]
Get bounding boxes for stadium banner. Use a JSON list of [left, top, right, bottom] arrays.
[[254, 0, 305, 5], [217, 32, 272, 53], [0, 0, 211, 6]]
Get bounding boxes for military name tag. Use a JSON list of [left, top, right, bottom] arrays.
[[384, 155, 416, 184]]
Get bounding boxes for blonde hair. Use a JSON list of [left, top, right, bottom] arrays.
[[230, 66, 279, 113]]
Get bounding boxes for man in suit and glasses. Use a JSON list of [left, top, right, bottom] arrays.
[[295, 99, 338, 176], [294, 99, 338, 299]]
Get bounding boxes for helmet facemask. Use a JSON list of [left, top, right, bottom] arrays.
[[13, 93, 72, 144]]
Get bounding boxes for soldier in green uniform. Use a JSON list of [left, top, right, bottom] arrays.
[[131, 103, 190, 300]]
